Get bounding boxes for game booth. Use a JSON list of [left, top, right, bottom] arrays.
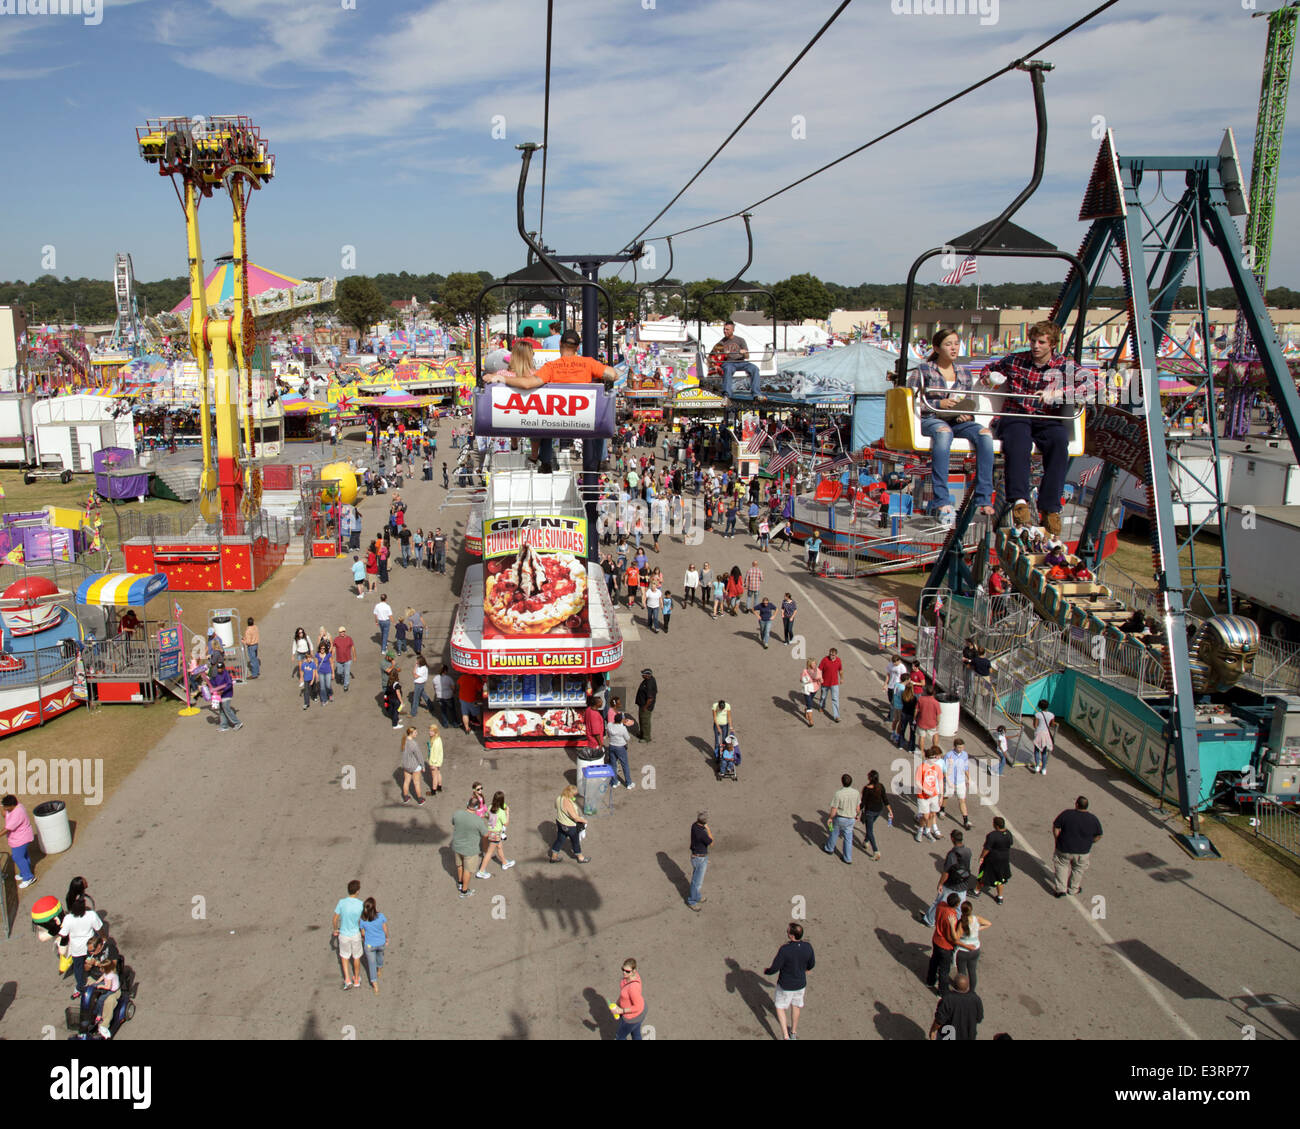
[[448, 382, 623, 749]]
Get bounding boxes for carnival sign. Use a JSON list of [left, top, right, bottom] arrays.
[[472, 384, 615, 438], [878, 598, 899, 651], [1084, 405, 1150, 481]]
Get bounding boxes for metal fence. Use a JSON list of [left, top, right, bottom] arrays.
[[1253, 796, 1300, 859], [115, 504, 292, 547]]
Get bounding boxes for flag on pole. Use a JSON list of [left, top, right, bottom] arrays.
[[767, 445, 800, 475], [814, 454, 855, 474], [745, 425, 770, 454], [940, 257, 978, 286], [1077, 462, 1102, 487]]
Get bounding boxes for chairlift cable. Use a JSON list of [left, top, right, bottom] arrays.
[[616, 0, 854, 261], [539, 0, 555, 242], [642, 0, 1123, 244]]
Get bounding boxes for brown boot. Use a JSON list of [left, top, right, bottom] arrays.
[[1011, 500, 1033, 527], [1041, 511, 1062, 536]]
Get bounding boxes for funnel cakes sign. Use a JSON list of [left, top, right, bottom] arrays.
[[482, 516, 590, 640]]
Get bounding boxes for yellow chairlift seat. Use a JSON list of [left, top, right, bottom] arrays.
[[884, 387, 1085, 457]]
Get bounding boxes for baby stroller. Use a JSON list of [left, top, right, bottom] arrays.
[[717, 734, 740, 782]]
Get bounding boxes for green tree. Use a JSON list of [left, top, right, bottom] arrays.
[[771, 273, 833, 320], [685, 279, 736, 324], [436, 271, 498, 320], [335, 275, 388, 336], [600, 277, 639, 320]]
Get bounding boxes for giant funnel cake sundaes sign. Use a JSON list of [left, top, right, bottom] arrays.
[[481, 515, 590, 640]]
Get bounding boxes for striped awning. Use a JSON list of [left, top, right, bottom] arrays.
[[75, 572, 169, 608]]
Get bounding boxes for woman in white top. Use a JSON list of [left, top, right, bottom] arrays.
[[1031, 698, 1056, 775], [644, 582, 663, 633], [800, 660, 821, 728], [953, 901, 991, 992], [410, 654, 431, 716], [290, 626, 311, 676], [59, 895, 104, 999], [683, 564, 699, 607]]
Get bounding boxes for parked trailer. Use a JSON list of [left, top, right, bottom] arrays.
[[1224, 504, 1300, 641]]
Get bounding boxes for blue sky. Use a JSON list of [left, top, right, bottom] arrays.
[[0, 0, 1294, 294]]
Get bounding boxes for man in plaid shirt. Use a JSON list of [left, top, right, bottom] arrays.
[[985, 320, 1097, 536], [744, 561, 764, 613]]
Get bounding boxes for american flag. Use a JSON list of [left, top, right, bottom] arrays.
[[1077, 462, 1103, 487], [767, 445, 800, 474], [940, 256, 978, 286], [814, 454, 854, 474], [745, 425, 770, 454]]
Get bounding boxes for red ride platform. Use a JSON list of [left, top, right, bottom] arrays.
[[123, 536, 288, 592]]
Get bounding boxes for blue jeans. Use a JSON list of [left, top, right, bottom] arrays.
[[607, 744, 631, 787], [782, 617, 795, 644], [434, 549, 446, 573], [996, 414, 1071, 515], [217, 699, 240, 728], [922, 885, 969, 927], [411, 682, 429, 715], [688, 855, 708, 906], [616, 1007, 646, 1040], [824, 814, 855, 861], [245, 643, 260, 678], [647, 606, 660, 631], [401, 544, 411, 566], [920, 415, 994, 510], [758, 618, 772, 646], [1033, 742, 1051, 771], [336, 660, 352, 690], [819, 684, 840, 720], [11, 840, 33, 881], [713, 722, 731, 760], [745, 589, 758, 613], [721, 361, 760, 397], [725, 514, 737, 537], [378, 621, 390, 653], [364, 944, 385, 984], [412, 629, 424, 655], [863, 809, 883, 853], [319, 673, 334, 703]]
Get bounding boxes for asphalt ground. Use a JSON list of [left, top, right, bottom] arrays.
[[1, 418, 1297, 1043]]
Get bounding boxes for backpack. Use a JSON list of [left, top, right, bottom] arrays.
[[946, 851, 972, 888]]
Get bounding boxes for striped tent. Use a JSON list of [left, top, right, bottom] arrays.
[[75, 572, 169, 607], [171, 260, 302, 315]]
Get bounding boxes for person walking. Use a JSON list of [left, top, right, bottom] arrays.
[[897, 683, 918, 752], [885, 653, 908, 716], [291, 625, 311, 675], [360, 897, 388, 995], [452, 797, 490, 898], [59, 893, 105, 998], [399, 726, 426, 805], [686, 811, 712, 911], [426, 722, 445, 795], [409, 653, 430, 716], [943, 739, 973, 830], [242, 616, 260, 678], [457, 670, 483, 732], [611, 958, 647, 1040], [331, 879, 364, 990], [2, 794, 37, 888], [924, 892, 961, 995], [799, 659, 820, 727], [644, 580, 663, 633], [953, 901, 991, 992], [929, 973, 983, 1040], [817, 648, 843, 723], [914, 745, 945, 842], [661, 589, 673, 634], [710, 699, 734, 764], [763, 922, 815, 1041], [921, 830, 973, 926], [635, 668, 657, 743], [973, 816, 1014, 904], [743, 560, 763, 613], [779, 593, 797, 646], [548, 784, 591, 864], [298, 649, 319, 711], [373, 594, 393, 654], [351, 554, 366, 598], [823, 773, 859, 863], [699, 562, 713, 612], [683, 564, 699, 607], [710, 570, 725, 618], [377, 535, 390, 584], [364, 544, 379, 592], [1031, 698, 1057, 775], [478, 791, 515, 875], [859, 769, 893, 861], [382, 667, 403, 729], [433, 664, 457, 727], [209, 661, 241, 730], [406, 607, 425, 656], [753, 596, 776, 649], [1051, 796, 1103, 898], [333, 626, 355, 692], [606, 709, 634, 789], [915, 682, 941, 751], [433, 527, 448, 573]]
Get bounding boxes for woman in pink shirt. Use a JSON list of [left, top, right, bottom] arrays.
[[611, 957, 646, 1040], [2, 794, 36, 887]]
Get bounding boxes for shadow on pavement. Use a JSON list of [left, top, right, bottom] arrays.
[[501, 1011, 531, 1040], [877, 870, 927, 916], [373, 813, 446, 846], [582, 987, 619, 1038], [873, 927, 930, 985], [1108, 939, 1221, 1000], [873, 999, 927, 1040], [723, 957, 776, 1040], [517, 871, 600, 936], [770, 694, 803, 722], [791, 811, 827, 849], [655, 850, 690, 900]]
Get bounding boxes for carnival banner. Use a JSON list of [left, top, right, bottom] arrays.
[[481, 515, 591, 640]]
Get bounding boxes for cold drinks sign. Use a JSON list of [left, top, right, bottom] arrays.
[[473, 384, 616, 438]]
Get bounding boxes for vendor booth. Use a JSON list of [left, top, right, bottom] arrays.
[[74, 571, 170, 704]]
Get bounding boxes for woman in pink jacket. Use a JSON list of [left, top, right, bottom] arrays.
[[2, 794, 36, 888]]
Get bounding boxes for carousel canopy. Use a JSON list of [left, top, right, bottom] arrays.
[[75, 572, 169, 607], [171, 258, 303, 315], [773, 342, 918, 400]]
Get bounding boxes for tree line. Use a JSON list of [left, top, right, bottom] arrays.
[[5, 271, 1297, 335]]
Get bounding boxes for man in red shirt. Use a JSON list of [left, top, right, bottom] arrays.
[[332, 625, 356, 692], [817, 648, 843, 723], [925, 892, 961, 994], [915, 684, 942, 753], [584, 695, 606, 753], [458, 672, 484, 733]]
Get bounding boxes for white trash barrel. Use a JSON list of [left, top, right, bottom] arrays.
[[210, 614, 236, 650], [576, 754, 605, 800], [937, 696, 962, 739], [32, 800, 72, 854]]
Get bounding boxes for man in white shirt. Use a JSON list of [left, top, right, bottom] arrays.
[[374, 595, 393, 654], [943, 739, 973, 830], [645, 584, 663, 633], [605, 712, 634, 789], [432, 665, 457, 728]]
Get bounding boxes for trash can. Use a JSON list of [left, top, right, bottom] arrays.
[[32, 800, 72, 854], [937, 695, 961, 739], [576, 753, 605, 801], [580, 763, 615, 817], [210, 613, 236, 650]]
